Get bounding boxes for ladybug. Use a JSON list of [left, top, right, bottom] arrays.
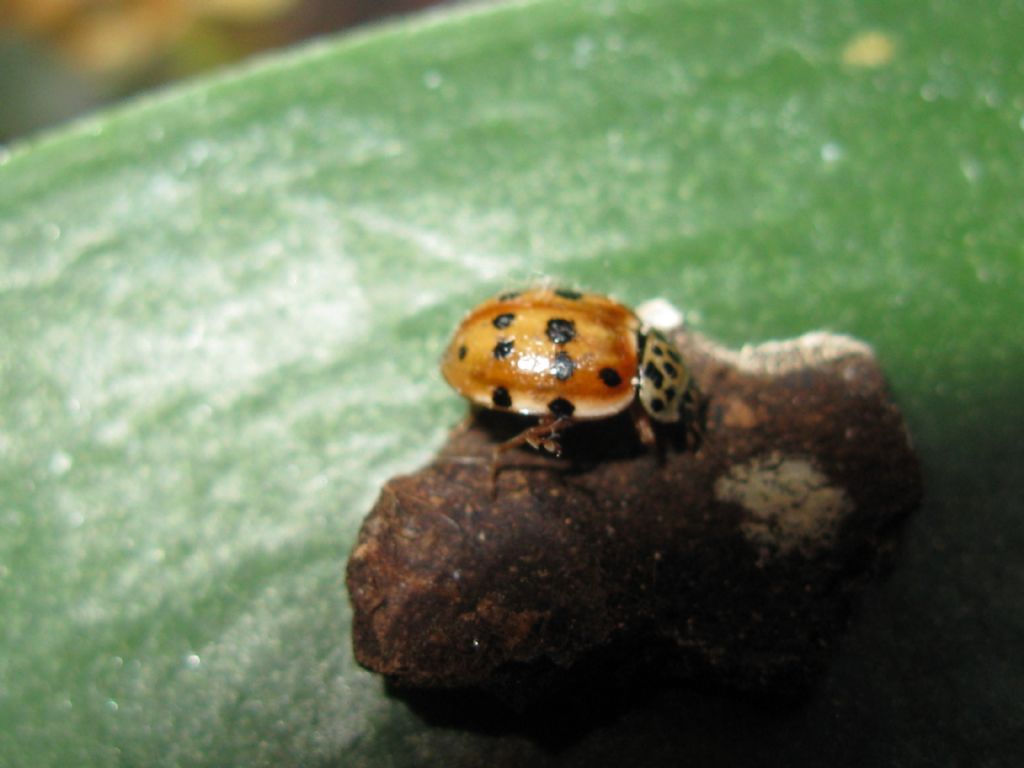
[[441, 287, 701, 458]]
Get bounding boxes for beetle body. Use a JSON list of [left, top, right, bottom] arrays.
[[442, 288, 640, 421], [442, 288, 699, 454]]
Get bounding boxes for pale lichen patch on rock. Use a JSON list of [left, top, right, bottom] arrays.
[[715, 453, 854, 559], [690, 331, 875, 377], [634, 302, 873, 380]]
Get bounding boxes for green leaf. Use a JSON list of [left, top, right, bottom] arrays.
[[2, 0, 1022, 765]]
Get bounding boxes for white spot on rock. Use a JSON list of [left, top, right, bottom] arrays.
[[715, 453, 853, 559]]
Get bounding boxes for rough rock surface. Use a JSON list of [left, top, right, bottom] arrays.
[[346, 328, 922, 701]]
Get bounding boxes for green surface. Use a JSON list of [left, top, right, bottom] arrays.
[[1, 0, 1022, 765]]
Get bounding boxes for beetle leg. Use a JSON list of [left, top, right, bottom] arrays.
[[450, 406, 481, 436], [630, 402, 657, 448], [497, 414, 572, 455], [682, 381, 705, 449], [489, 415, 573, 492]]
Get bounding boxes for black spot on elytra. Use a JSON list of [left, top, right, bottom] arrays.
[[663, 361, 678, 378], [551, 352, 575, 381], [664, 386, 677, 402], [644, 361, 664, 389], [652, 345, 664, 356], [650, 397, 665, 413], [599, 367, 622, 387], [497, 291, 520, 301], [492, 386, 512, 408], [547, 318, 576, 344], [458, 345, 467, 360], [548, 397, 575, 418], [493, 340, 514, 359], [492, 313, 515, 329], [554, 288, 583, 300]]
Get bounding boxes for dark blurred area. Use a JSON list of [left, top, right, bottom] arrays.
[[0, 0, 443, 143]]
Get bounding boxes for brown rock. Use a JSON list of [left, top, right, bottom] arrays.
[[346, 328, 922, 700]]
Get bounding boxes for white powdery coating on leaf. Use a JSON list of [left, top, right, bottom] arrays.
[[715, 453, 854, 559]]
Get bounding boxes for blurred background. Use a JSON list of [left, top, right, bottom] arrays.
[[0, 0, 445, 142]]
